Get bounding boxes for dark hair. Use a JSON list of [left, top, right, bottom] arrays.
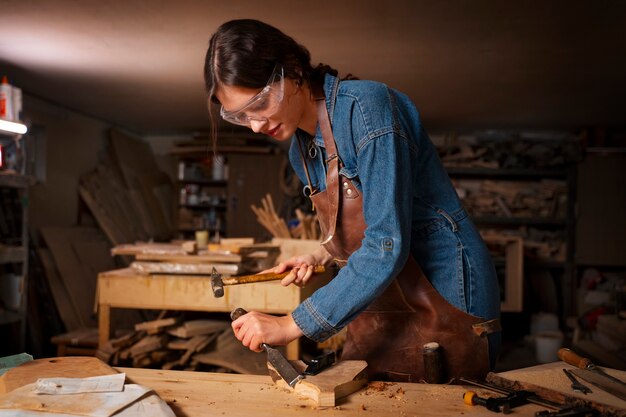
[[204, 19, 338, 144]]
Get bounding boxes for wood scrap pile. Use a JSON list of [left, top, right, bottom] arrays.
[[96, 315, 266, 374], [112, 239, 280, 275], [251, 194, 320, 240], [482, 227, 566, 263], [436, 132, 582, 170], [78, 129, 175, 246], [453, 179, 568, 220]]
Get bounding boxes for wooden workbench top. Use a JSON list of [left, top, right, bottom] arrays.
[[118, 366, 549, 416]]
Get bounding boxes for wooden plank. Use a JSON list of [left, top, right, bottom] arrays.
[[41, 226, 114, 328], [50, 328, 99, 348], [111, 242, 188, 256], [37, 248, 82, 331], [0, 357, 117, 394], [271, 238, 322, 264], [135, 317, 180, 332], [130, 261, 240, 275], [493, 362, 626, 415], [135, 252, 242, 263], [130, 334, 167, 357], [119, 367, 547, 416], [482, 233, 524, 312], [269, 360, 368, 407], [166, 319, 229, 339], [110, 129, 173, 241]]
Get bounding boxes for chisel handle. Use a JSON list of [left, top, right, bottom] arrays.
[[229, 308, 270, 350], [558, 348, 592, 369], [222, 265, 326, 286], [230, 307, 249, 321]]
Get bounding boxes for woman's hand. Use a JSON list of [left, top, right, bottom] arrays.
[[231, 311, 303, 352], [261, 246, 333, 288]]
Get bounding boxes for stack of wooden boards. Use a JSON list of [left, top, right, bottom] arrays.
[[96, 315, 266, 374], [112, 238, 280, 276], [452, 178, 568, 220], [79, 129, 175, 246]]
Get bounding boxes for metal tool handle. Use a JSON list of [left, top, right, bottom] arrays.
[[558, 348, 592, 369]]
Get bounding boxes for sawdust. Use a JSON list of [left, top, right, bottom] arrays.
[[389, 387, 405, 400], [365, 381, 397, 394]]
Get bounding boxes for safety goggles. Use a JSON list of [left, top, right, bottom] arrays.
[[219, 64, 284, 127]]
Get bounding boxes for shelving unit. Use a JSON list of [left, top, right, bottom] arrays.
[[0, 127, 33, 352], [175, 154, 229, 239], [171, 140, 287, 240], [436, 130, 582, 320], [447, 165, 577, 317]]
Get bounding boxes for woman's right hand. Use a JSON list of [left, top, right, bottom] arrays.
[[262, 247, 332, 288]]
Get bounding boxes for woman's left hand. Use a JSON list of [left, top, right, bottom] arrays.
[[231, 311, 304, 352]]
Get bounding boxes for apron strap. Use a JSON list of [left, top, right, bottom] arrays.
[[472, 318, 502, 337], [314, 86, 341, 245]]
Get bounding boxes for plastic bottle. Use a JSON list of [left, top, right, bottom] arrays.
[[0, 76, 14, 120]]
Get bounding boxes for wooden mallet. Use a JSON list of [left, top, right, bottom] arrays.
[[210, 265, 326, 298]]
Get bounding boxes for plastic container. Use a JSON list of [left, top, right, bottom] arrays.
[[535, 330, 564, 363], [0, 76, 13, 120], [530, 312, 559, 335]]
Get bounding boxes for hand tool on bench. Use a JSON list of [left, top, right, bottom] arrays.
[[211, 265, 325, 298], [230, 307, 304, 388], [562, 368, 592, 394], [558, 348, 626, 401], [460, 377, 563, 413]]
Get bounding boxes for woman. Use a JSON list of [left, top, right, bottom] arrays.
[[204, 19, 501, 382]]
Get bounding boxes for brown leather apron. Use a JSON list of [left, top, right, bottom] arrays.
[[299, 91, 499, 383]]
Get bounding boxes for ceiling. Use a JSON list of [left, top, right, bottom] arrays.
[[1, 0, 625, 135]]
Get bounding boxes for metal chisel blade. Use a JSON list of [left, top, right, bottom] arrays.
[[572, 369, 626, 402], [263, 344, 303, 388]]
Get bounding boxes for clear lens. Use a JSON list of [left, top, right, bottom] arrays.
[[220, 65, 284, 127]]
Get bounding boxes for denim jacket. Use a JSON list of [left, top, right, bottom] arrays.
[[289, 74, 499, 342]]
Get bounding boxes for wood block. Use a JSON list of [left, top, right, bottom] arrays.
[[167, 319, 229, 339], [129, 334, 167, 357], [50, 328, 99, 348], [130, 261, 240, 275], [134, 317, 180, 332], [182, 240, 197, 254], [0, 357, 117, 394], [268, 360, 368, 407]]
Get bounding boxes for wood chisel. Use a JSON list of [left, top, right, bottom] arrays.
[[230, 307, 304, 388]]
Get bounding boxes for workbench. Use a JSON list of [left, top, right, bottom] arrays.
[[118, 362, 626, 416], [97, 267, 332, 359]]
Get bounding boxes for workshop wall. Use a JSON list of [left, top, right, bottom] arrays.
[[23, 95, 109, 237]]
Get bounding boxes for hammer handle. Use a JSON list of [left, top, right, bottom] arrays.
[[222, 265, 326, 286]]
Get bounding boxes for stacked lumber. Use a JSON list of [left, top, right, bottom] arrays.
[[96, 316, 266, 374], [453, 179, 568, 220], [437, 132, 582, 169], [482, 227, 566, 263], [78, 129, 175, 245], [111, 239, 281, 275]]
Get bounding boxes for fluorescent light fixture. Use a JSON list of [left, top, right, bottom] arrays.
[[0, 119, 28, 135]]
